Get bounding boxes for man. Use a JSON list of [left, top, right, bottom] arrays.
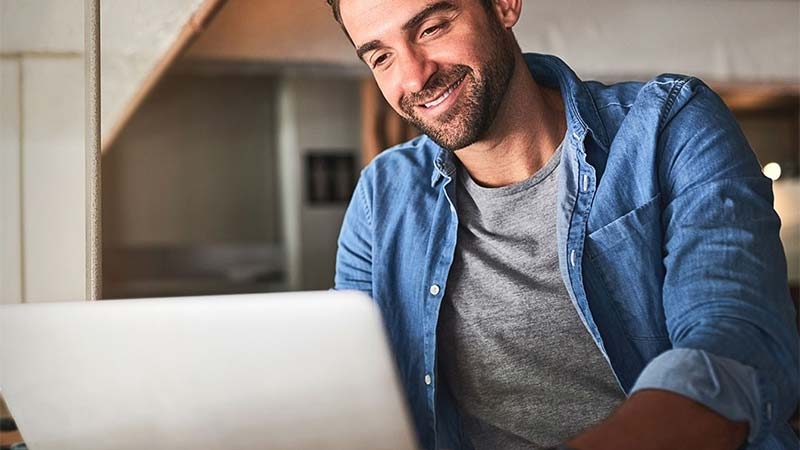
[[329, 0, 799, 449]]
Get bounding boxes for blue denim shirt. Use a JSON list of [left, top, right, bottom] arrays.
[[335, 53, 799, 450]]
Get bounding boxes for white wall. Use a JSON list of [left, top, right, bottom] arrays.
[[513, 0, 800, 82], [1, 0, 83, 52], [277, 75, 361, 290], [1, 0, 86, 303], [22, 58, 87, 302], [0, 59, 22, 304]]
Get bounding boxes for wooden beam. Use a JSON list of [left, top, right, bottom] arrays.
[[101, 0, 227, 152]]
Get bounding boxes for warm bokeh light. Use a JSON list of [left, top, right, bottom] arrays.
[[763, 162, 782, 181]]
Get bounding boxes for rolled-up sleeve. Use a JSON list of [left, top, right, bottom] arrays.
[[631, 348, 769, 443], [648, 78, 799, 446]]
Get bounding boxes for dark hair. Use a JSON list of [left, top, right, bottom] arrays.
[[325, 0, 344, 25], [325, 0, 495, 43], [325, 0, 352, 43]]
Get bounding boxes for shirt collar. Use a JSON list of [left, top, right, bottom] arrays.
[[523, 53, 609, 150], [429, 53, 607, 188], [431, 147, 456, 187]]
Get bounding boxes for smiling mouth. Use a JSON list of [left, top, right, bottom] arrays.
[[420, 75, 467, 109]]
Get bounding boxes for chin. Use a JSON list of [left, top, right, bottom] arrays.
[[425, 114, 491, 151], [426, 127, 483, 152]]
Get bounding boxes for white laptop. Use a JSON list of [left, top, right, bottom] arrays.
[[0, 291, 417, 450]]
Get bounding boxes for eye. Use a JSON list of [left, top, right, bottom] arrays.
[[420, 23, 443, 38], [371, 53, 390, 69]]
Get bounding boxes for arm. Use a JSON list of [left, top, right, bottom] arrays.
[[571, 79, 798, 449], [335, 173, 374, 295], [567, 390, 747, 450]]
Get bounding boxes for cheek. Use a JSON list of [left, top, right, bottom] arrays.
[[374, 75, 404, 111]]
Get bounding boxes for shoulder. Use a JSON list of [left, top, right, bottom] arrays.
[[585, 74, 723, 135], [351, 135, 444, 228], [585, 74, 699, 108], [586, 73, 758, 199], [359, 134, 440, 188]]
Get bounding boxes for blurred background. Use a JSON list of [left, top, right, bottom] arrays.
[[0, 0, 798, 303], [109, 0, 800, 301], [0, 0, 799, 446]]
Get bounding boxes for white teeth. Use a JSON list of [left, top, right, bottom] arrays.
[[423, 78, 462, 109], [424, 87, 452, 108]]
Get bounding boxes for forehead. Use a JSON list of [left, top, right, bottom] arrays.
[[339, 0, 460, 43]]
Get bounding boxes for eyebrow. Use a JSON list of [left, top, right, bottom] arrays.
[[355, 1, 458, 62], [356, 40, 383, 61], [402, 1, 457, 32]]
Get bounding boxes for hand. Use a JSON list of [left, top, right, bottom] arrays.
[[565, 389, 748, 450]]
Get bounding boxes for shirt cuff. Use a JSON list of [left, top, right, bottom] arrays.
[[630, 348, 768, 444]]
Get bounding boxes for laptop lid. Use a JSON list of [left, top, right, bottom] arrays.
[[0, 291, 417, 450]]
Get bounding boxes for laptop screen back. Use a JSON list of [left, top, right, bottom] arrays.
[[0, 291, 417, 450]]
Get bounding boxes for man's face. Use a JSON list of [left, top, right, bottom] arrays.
[[340, 0, 516, 151]]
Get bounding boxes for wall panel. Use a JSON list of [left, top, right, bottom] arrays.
[[0, 59, 22, 304]]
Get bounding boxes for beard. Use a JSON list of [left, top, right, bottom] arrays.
[[397, 23, 517, 151]]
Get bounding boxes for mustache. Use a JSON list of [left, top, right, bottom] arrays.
[[400, 65, 471, 110]]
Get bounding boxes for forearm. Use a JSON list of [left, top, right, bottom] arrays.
[[566, 389, 748, 450]]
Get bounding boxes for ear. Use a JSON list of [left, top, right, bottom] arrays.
[[491, 0, 522, 29]]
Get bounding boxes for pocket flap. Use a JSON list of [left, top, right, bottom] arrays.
[[586, 194, 662, 257]]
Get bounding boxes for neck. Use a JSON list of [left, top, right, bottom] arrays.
[[454, 53, 566, 188]]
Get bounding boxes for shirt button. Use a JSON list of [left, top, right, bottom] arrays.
[[569, 249, 577, 267], [429, 284, 440, 296], [424, 374, 432, 385]]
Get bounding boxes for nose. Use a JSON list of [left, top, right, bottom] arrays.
[[398, 47, 437, 95]]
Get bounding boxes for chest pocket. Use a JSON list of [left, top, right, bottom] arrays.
[[584, 194, 669, 340]]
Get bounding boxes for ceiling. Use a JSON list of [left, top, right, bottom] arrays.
[[183, 0, 800, 82]]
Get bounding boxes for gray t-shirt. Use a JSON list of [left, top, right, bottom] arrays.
[[437, 143, 626, 449]]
